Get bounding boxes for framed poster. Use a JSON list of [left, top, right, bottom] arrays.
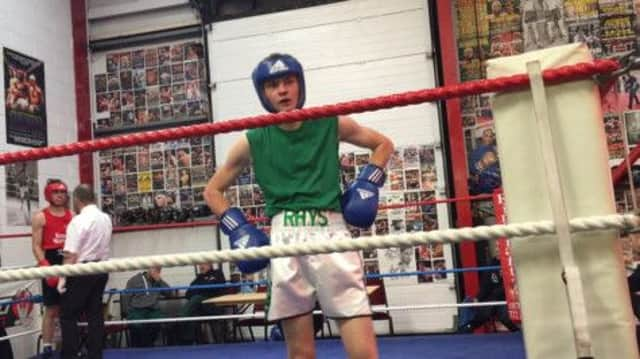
[[5, 161, 39, 226], [3, 48, 47, 147]]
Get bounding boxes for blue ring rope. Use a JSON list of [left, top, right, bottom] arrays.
[[0, 266, 501, 306]]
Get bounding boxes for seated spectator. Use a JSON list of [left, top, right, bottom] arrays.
[[178, 263, 227, 344], [124, 266, 174, 347], [459, 257, 519, 333]]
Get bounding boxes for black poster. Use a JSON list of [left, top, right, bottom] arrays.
[[3, 48, 47, 147]]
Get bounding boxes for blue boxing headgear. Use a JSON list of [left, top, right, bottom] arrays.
[[251, 53, 306, 113]]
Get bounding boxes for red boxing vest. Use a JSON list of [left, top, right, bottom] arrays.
[[42, 208, 73, 250]]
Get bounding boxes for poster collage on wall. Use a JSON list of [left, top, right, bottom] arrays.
[[354, 146, 443, 285], [98, 136, 214, 226], [455, 0, 640, 224], [230, 145, 445, 283], [93, 41, 209, 132], [93, 39, 216, 226], [621, 230, 640, 269]]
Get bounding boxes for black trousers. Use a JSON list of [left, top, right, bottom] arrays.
[[60, 273, 109, 359], [177, 295, 225, 345], [0, 326, 13, 359]]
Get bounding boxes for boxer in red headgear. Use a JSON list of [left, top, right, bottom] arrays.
[[32, 179, 73, 357]]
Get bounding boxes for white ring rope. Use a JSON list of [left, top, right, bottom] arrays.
[[0, 300, 508, 342], [0, 301, 510, 342], [0, 302, 508, 343], [0, 329, 40, 342], [371, 301, 508, 312], [88, 302, 512, 327], [0, 213, 635, 283]]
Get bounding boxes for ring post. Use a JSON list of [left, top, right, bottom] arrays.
[[487, 43, 637, 359]]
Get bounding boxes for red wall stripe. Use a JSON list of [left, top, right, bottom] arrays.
[[70, 0, 94, 187], [435, 2, 479, 296]]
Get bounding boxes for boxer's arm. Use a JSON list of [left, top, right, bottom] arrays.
[[204, 134, 251, 216], [206, 134, 269, 274], [338, 116, 394, 167], [31, 212, 46, 262]]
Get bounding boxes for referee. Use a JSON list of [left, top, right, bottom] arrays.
[[58, 184, 112, 359]]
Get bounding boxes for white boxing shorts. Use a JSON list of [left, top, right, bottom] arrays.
[[266, 209, 372, 321]]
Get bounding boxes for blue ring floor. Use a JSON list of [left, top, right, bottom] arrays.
[[97, 333, 525, 358]]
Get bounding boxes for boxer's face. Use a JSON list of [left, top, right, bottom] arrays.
[[51, 190, 68, 208], [263, 74, 300, 113]]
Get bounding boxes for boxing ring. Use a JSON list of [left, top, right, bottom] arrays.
[[3, 265, 522, 358], [100, 334, 524, 359], [0, 43, 638, 358]]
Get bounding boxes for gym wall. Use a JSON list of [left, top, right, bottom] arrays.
[[84, 0, 458, 335], [208, 0, 456, 333], [0, 1, 80, 357]]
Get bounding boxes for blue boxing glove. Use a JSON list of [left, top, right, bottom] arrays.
[[341, 164, 385, 228], [220, 207, 269, 273]]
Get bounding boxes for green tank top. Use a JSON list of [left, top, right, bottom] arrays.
[[246, 117, 342, 217]]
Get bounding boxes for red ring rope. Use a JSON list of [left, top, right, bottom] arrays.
[[0, 60, 618, 165]]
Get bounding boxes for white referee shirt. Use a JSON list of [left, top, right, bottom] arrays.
[[64, 204, 112, 262]]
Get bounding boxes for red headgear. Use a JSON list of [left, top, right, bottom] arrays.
[[44, 181, 67, 203]]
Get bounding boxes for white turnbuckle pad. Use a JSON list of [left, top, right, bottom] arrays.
[[487, 43, 637, 359]]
